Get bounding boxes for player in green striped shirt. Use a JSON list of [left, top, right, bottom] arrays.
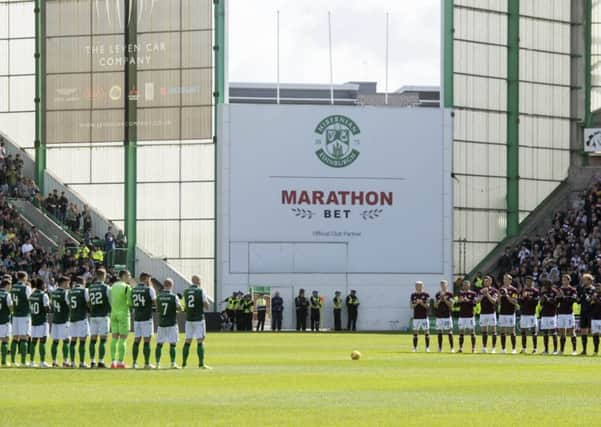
[[182, 275, 210, 369], [155, 278, 183, 369], [110, 270, 132, 369], [29, 278, 50, 368]]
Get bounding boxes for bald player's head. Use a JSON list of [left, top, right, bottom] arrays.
[[192, 275, 201, 286], [163, 278, 174, 290]]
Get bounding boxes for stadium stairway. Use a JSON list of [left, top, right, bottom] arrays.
[[0, 132, 198, 297], [467, 166, 601, 279]]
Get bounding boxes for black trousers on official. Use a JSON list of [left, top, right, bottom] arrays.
[[296, 309, 307, 331], [257, 310, 266, 331], [226, 309, 235, 331], [272, 311, 283, 331], [236, 311, 244, 331], [347, 309, 358, 331], [310, 308, 320, 331], [244, 312, 252, 331], [333, 308, 342, 331]]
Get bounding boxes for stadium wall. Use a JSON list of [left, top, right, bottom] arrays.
[[217, 104, 453, 330]]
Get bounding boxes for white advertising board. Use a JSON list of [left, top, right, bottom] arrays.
[[224, 104, 450, 274]]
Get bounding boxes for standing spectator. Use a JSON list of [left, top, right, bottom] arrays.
[[58, 192, 68, 224], [116, 230, 127, 248], [271, 291, 283, 332], [294, 289, 308, 332], [104, 227, 116, 253], [65, 204, 77, 231], [0, 141, 6, 163], [20, 239, 33, 256], [5, 167, 17, 197], [82, 207, 92, 236], [255, 294, 267, 332], [346, 290, 360, 331]]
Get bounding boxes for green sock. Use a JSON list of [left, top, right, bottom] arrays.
[[20, 340, 28, 365], [197, 343, 205, 366], [78, 341, 86, 364], [155, 343, 163, 364], [51, 341, 58, 362], [143, 342, 150, 365], [10, 340, 18, 364], [1, 342, 7, 364], [89, 339, 96, 362], [110, 337, 117, 361], [169, 344, 176, 364], [182, 342, 190, 366], [70, 342, 76, 362], [132, 341, 140, 364], [39, 339, 46, 362], [62, 341, 70, 362], [99, 339, 106, 362], [117, 338, 126, 362], [29, 339, 37, 362]]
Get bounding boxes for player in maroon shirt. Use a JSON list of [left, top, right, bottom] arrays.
[[410, 281, 431, 352], [539, 279, 558, 355], [498, 274, 519, 353], [478, 275, 498, 353], [590, 284, 601, 355], [556, 274, 578, 355], [457, 280, 477, 353], [518, 276, 539, 353], [434, 280, 454, 352]]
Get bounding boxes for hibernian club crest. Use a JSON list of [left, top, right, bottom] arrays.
[[314, 115, 360, 168]]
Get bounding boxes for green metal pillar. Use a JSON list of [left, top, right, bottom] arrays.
[[506, 0, 520, 237], [443, 0, 454, 108], [124, 0, 138, 274], [213, 0, 226, 309], [34, 0, 46, 192], [584, 0, 592, 166]]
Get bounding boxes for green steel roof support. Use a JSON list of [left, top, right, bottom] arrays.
[[34, 0, 46, 192], [584, 0, 592, 166], [506, 0, 520, 237], [124, 0, 138, 274], [213, 0, 226, 310], [443, 0, 454, 108]]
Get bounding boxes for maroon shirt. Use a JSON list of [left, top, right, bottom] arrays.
[[498, 285, 519, 315], [435, 291, 454, 318], [458, 290, 477, 318], [556, 286, 577, 315], [590, 292, 601, 320], [518, 287, 539, 316], [410, 292, 430, 319], [540, 288, 558, 317], [479, 287, 498, 315]]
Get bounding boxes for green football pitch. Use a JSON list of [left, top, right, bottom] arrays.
[[3, 332, 601, 426]]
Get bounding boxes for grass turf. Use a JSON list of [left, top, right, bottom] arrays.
[[3, 332, 601, 426]]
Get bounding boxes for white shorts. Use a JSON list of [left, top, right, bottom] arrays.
[[479, 313, 497, 327], [52, 323, 70, 341], [70, 319, 90, 338], [0, 322, 11, 339], [592, 320, 601, 335], [134, 320, 154, 338], [520, 315, 537, 330], [540, 316, 557, 330], [435, 317, 453, 331], [12, 316, 31, 336], [89, 317, 110, 336], [185, 320, 206, 340], [157, 326, 179, 344], [31, 323, 49, 338], [557, 314, 575, 329], [498, 314, 516, 328], [458, 317, 475, 330], [412, 318, 430, 332]]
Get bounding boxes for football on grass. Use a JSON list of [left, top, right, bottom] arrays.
[[351, 350, 361, 360]]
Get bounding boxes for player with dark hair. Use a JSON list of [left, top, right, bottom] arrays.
[[556, 274, 578, 355], [498, 274, 519, 354], [539, 279, 558, 355], [410, 281, 430, 352], [29, 278, 50, 368], [590, 283, 601, 355], [50, 276, 71, 368], [518, 276, 539, 353], [577, 273, 596, 355], [434, 280, 454, 353], [0, 279, 12, 367]]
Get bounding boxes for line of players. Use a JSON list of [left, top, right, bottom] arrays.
[[410, 273, 601, 355], [0, 269, 211, 369]]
